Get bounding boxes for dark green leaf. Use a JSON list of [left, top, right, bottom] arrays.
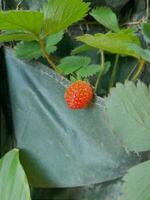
[[0, 11, 43, 34], [0, 149, 31, 200], [121, 160, 150, 200], [142, 23, 150, 43], [43, 0, 90, 35], [58, 56, 91, 75], [105, 81, 150, 152], [90, 7, 120, 32]]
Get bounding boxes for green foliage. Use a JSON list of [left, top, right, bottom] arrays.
[[142, 23, 150, 43], [105, 81, 150, 152], [77, 62, 111, 78], [0, 11, 43, 34], [90, 7, 120, 32], [15, 41, 42, 60], [45, 31, 64, 49], [76, 64, 100, 78], [121, 160, 150, 200], [71, 44, 95, 55], [0, 31, 35, 42], [42, 0, 90, 36], [15, 32, 63, 60], [58, 56, 111, 78], [58, 56, 91, 75], [77, 29, 150, 61], [58, 54, 112, 79], [0, 149, 31, 200]]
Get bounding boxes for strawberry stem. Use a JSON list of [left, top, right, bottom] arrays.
[[94, 50, 105, 93], [131, 59, 145, 81], [108, 54, 119, 89]]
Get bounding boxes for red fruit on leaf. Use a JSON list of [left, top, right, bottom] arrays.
[[64, 80, 93, 109]]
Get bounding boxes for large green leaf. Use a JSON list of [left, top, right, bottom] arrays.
[[0, 32, 35, 42], [5, 49, 139, 187], [90, 7, 120, 32], [121, 160, 150, 200], [0, 11, 43, 34], [105, 81, 150, 152], [0, 149, 31, 200], [42, 0, 90, 35], [142, 23, 150, 43], [77, 30, 150, 62]]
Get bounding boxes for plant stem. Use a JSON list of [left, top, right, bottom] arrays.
[[146, 0, 149, 21], [94, 50, 105, 93], [109, 54, 119, 89], [126, 62, 138, 80], [131, 59, 145, 81], [37, 37, 60, 74]]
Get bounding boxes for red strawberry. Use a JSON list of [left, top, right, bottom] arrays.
[[64, 80, 93, 109]]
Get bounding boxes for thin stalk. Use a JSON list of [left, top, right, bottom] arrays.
[[126, 62, 138, 80], [38, 38, 58, 71], [131, 59, 145, 81], [94, 50, 105, 93], [109, 54, 119, 89], [146, 0, 149, 21]]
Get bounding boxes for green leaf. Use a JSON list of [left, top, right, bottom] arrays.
[[142, 23, 150, 43], [105, 81, 150, 152], [77, 64, 100, 78], [128, 44, 150, 62], [90, 7, 120, 32], [14, 32, 63, 60], [58, 56, 91, 75], [42, 0, 90, 35], [121, 160, 150, 200], [71, 44, 95, 55], [104, 29, 141, 46], [0, 149, 31, 200], [77, 29, 150, 61], [0, 11, 43, 34], [45, 31, 64, 48], [0, 32, 35, 42], [14, 41, 42, 60], [77, 61, 111, 78]]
